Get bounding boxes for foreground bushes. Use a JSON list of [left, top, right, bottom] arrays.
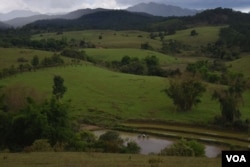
[[160, 139, 205, 157]]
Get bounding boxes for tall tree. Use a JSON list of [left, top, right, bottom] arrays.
[[52, 75, 67, 100], [31, 55, 39, 70], [212, 73, 247, 122], [165, 79, 206, 112]]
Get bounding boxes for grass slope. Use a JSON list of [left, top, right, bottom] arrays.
[[1, 64, 249, 124], [85, 48, 179, 66], [0, 48, 54, 69], [32, 30, 162, 49], [164, 26, 225, 47], [0, 152, 221, 167]]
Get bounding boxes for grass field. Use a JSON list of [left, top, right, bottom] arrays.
[[32, 30, 162, 49], [164, 26, 225, 48], [1, 64, 250, 125], [31, 26, 224, 50], [227, 54, 250, 78], [0, 48, 56, 69], [0, 152, 221, 167], [85, 48, 179, 66]]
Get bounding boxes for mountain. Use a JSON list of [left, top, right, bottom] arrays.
[[127, 2, 198, 17], [0, 10, 40, 21], [24, 10, 163, 31], [0, 21, 10, 29], [5, 8, 108, 27], [61, 8, 108, 19]]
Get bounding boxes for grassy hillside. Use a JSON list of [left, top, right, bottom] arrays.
[[227, 54, 250, 78], [85, 48, 179, 66], [164, 26, 225, 48], [1, 64, 250, 125], [32, 30, 162, 49], [0, 48, 55, 69], [0, 152, 221, 167]]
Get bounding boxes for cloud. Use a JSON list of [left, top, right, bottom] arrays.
[[0, 0, 249, 13]]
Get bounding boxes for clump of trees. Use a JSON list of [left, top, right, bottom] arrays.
[[160, 138, 205, 157], [110, 55, 181, 77], [212, 73, 249, 127], [165, 79, 206, 112], [96, 131, 140, 154]]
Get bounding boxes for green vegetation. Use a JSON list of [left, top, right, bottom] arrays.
[[161, 139, 205, 157], [0, 9, 249, 166], [165, 79, 206, 112], [0, 152, 221, 167]]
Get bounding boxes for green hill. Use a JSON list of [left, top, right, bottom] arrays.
[[1, 64, 250, 125]]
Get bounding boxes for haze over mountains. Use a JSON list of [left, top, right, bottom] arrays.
[[0, 2, 199, 28], [127, 2, 198, 17]]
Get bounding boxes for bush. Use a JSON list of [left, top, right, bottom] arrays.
[[123, 141, 141, 154], [30, 139, 52, 152], [160, 139, 205, 157]]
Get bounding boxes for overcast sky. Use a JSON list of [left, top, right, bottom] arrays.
[[0, 0, 250, 13]]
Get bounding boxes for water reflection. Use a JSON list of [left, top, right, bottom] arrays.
[[93, 130, 222, 158]]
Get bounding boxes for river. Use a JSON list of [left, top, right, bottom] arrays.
[[93, 130, 222, 158]]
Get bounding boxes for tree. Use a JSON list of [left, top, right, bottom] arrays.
[[212, 73, 247, 122], [31, 55, 39, 70], [165, 79, 206, 112], [190, 29, 198, 36], [52, 75, 67, 100], [98, 131, 123, 153]]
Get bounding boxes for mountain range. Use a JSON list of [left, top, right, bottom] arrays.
[[1, 2, 199, 28], [127, 2, 198, 17]]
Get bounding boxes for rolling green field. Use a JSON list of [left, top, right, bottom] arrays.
[[164, 26, 225, 48], [1, 64, 250, 124], [32, 30, 162, 49], [0, 152, 221, 167], [31, 26, 224, 50], [85, 48, 179, 66], [0, 48, 56, 69]]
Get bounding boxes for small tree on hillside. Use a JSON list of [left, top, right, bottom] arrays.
[[52, 75, 67, 100], [31, 55, 39, 70], [165, 79, 206, 112], [212, 73, 247, 122]]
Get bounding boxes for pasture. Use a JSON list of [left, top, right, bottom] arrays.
[[1, 64, 250, 125], [0, 152, 221, 167], [0, 48, 55, 69], [164, 26, 225, 48], [32, 30, 162, 49]]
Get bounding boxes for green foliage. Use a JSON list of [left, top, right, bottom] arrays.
[[60, 49, 86, 60], [31, 55, 39, 69], [123, 141, 141, 154], [190, 30, 198, 36], [52, 75, 67, 100], [212, 73, 247, 123], [160, 139, 205, 157], [161, 39, 185, 54], [30, 139, 53, 152], [165, 79, 206, 112], [98, 131, 124, 153]]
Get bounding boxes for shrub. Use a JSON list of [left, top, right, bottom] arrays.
[[30, 139, 52, 152], [160, 139, 205, 157]]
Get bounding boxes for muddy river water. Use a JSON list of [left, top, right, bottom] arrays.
[[93, 130, 223, 158]]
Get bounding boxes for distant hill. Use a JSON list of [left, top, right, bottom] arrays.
[[24, 10, 163, 30], [0, 21, 10, 29], [0, 10, 40, 21], [127, 2, 198, 17], [5, 8, 108, 27]]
